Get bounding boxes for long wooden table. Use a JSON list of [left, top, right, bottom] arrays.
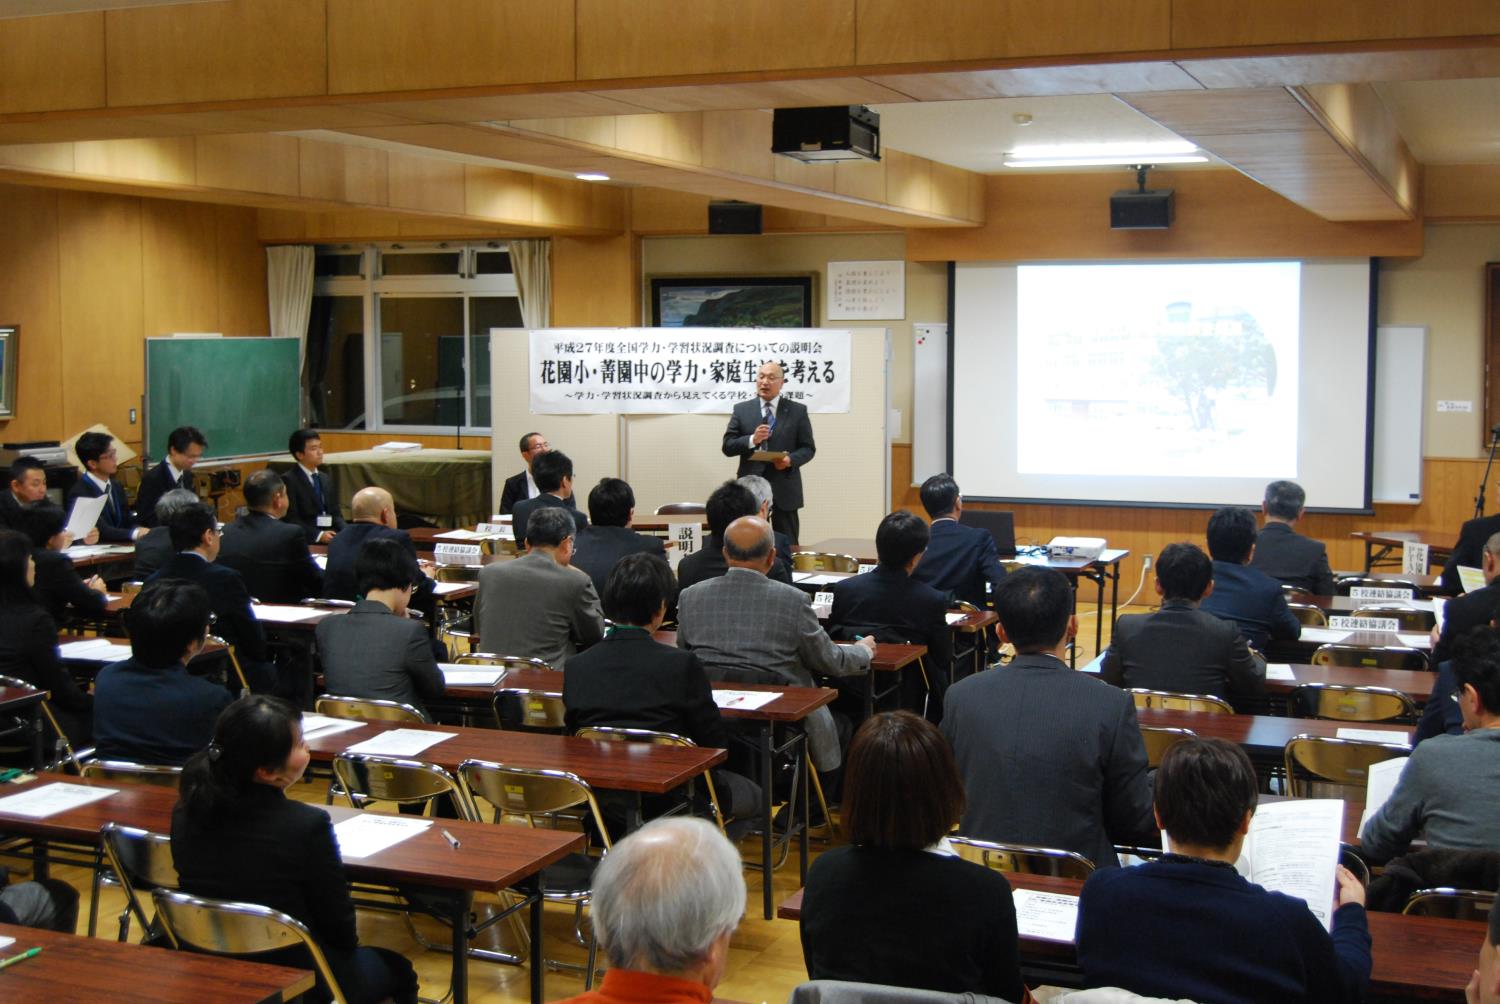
[[0, 920, 316, 1003], [441, 668, 836, 919], [776, 871, 1482, 1001], [0, 775, 583, 1004], [1135, 707, 1411, 775], [1352, 530, 1456, 573]]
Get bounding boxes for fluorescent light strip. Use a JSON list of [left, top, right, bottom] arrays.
[[1003, 155, 1208, 168]]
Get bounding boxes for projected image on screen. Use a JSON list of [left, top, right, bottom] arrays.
[[1016, 262, 1301, 479]]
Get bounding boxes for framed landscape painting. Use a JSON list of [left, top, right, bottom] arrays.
[[0, 326, 15, 419], [650, 276, 815, 328]]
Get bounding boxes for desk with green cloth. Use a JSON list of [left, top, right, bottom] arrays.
[[270, 449, 492, 527]]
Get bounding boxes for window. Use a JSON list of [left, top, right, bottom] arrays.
[[307, 243, 523, 433]]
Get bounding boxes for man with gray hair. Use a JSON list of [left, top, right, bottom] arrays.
[[677, 515, 874, 779], [133, 487, 200, 578], [557, 817, 744, 1003], [1249, 480, 1335, 595], [736, 474, 795, 582]]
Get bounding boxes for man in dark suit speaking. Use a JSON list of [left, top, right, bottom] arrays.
[[722, 361, 815, 543]]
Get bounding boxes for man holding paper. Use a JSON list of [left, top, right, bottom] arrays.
[[1430, 531, 1500, 669], [1077, 737, 1371, 1004], [722, 362, 814, 544], [67, 432, 144, 543]]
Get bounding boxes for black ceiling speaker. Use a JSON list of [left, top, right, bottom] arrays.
[[1111, 165, 1175, 230], [708, 201, 763, 235]]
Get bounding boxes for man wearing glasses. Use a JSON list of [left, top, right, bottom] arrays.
[[68, 431, 146, 543], [500, 431, 576, 515]]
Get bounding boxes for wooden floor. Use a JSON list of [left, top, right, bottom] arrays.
[[35, 597, 1143, 1003]]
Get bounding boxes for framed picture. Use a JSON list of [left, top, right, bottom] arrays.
[[0, 326, 15, 420], [650, 276, 815, 328]]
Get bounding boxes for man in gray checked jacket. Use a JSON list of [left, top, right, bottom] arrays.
[[676, 515, 875, 775]]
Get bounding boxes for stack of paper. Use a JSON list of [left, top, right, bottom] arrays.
[[333, 813, 433, 858], [58, 638, 131, 662], [1359, 757, 1408, 832], [431, 582, 473, 597], [372, 441, 423, 453], [344, 729, 457, 757], [300, 714, 366, 740], [1011, 888, 1080, 941], [252, 606, 328, 624], [1264, 663, 1297, 682], [1335, 727, 1411, 746], [1229, 799, 1344, 930], [712, 690, 779, 711], [0, 783, 118, 818], [439, 664, 504, 687]]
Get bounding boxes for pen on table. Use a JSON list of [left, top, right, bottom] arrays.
[[0, 947, 41, 971], [441, 829, 461, 850]]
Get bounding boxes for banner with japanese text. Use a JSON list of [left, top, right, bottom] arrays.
[[526, 328, 852, 415]]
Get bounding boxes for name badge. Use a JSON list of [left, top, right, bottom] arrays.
[[316, 515, 334, 528], [1328, 615, 1399, 633]]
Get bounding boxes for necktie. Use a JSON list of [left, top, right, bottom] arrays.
[[763, 403, 775, 431], [311, 471, 324, 513], [105, 484, 118, 523]]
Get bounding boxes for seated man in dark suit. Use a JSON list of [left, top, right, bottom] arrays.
[[93, 578, 233, 765], [511, 449, 588, 549], [564, 552, 758, 818], [677, 480, 793, 591], [218, 469, 324, 603], [1199, 506, 1300, 652], [942, 566, 1155, 867], [1249, 479, 1335, 595], [315, 537, 444, 718], [134, 425, 205, 528], [498, 430, 574, 515], [0, 456, 48, 533], [20, 504, 108, 625], [133, 488, 199, 579], [571, 477, 667, 597], [909, 474, 1007, 612], [1443, 509, 1500, 596], [147, 500, 276, 693], [67, 431, 146, 543], [1102, 541, 1265, 700], [830, 510, 954, 724], [734, 475, 797, 583], [282, 428, 345, 544], [1431, 531, 1500, 668]]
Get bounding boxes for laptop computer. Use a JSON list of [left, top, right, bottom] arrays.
[[958, 508, 1017, 558]]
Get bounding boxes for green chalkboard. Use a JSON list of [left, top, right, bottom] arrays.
[[145, 337, 301, 460]]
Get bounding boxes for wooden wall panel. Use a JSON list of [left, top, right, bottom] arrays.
[[73, 138, 196, 186], [142, 200, 219, 338], [576, 0, 855, 80], [326, 0, 574, 94], [104, 0, 327, 106], [906, 170, 1424, 263], [855, 0, 1170, 64], [552, 235, 638, 326], [195, 134, 301, 197], [0, 12, 105, 114], [0, 187, 63, 444], [1170, 0, 1500, 49], [386, 153, 466, 216], [215, 206, 269, 337], [1425, 165, 1500, 222]]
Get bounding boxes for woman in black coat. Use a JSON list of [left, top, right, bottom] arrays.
[[0, 529, 91, 746]]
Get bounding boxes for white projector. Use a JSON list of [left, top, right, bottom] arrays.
[[1047, 536, 1107, 561]]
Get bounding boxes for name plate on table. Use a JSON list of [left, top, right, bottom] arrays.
[[857, 563, 877, 574], [1328, 615, 1399, 633], [812, 590, 833, 619], [1348, 586, 1416, 602], [1403, 541, 1430, 576], [433, 543, 482, 566]]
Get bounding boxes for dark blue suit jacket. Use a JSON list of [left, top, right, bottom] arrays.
[[147, 552, 268, 663], [66, 476, 138, 543], [830, 564, 954, 688], [512, 492, 588, 549], [1199, 559, 1301, 652], [134, 461, 192, 528], [321, 522, 416, 600], [93, 656, 233, 765], [909, 518, 1007, 609], [1416, 660, 1465, 745]]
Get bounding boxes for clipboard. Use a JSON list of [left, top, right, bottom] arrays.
[[749, 450, 789, 462]]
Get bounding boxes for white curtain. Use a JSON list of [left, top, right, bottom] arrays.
[[509, 239, 551, 329], [266, 245, 316, 422]]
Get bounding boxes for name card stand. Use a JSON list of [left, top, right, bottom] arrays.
[[857, 563, 877, 574], [434, 543, 483, 567], [1348, 586, 1416, 602], [1328, 615, 1400, 633], [812, 590, 834, 620]]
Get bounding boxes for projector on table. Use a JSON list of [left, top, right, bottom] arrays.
[[1047, 536, 1107, 561]]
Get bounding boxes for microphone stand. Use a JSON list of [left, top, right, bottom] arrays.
[[1475, 425, 1500, 519]]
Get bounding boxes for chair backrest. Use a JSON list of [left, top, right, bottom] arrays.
[[435, 564, 482, 583], [574, 725, 693, 747], [1350, 605, 1435, 631], [1288, 683, 1420, 723], [1286, 602, 1328, 627], [654, 503, 705, 516], [948, 835, 1095, 880], [1403, 888, 1498, 921], [81, 760, 184, 788], [100, 822, 179, 938], [493, 688, 567, 731], [151, 888, 348, 1004], [791, 551, 860, 573], [314, 694, 430, 723], [1310, 643, 1429, 671], [1128, 689, 1235, 714], [0, 673, 81, 773], [1335, 576, 1421, 598], [1283, 735, 1410, 799], [457, 653, 554, 672], [457, 759, 613, 850], [1281, 584, 1314, 602], [332, 752, 476, 818], [1139, 726, 1196, 768]]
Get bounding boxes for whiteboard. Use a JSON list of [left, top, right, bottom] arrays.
[[490, 328, 891, 544], [1373, 325, 1425, 504]]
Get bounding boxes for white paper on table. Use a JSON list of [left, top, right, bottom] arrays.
[[1079, 653, 1105, 675], [64, 493, 107, 540], [434, 529, 483, 541], [332, 813, 433, 858], [1458, 566, 1486, 594], [313, 554, 328, 570], [60, 544, 116, 560], [0, 936, 12, 949], [712, 689, 778, 711], [1233, 798, 1344, 930], [1359, 756, 1409, 832], [252, 606, 328, 623], [432, 581, 472, 596], [439, 664, 504, 686], [792, 572, 846, 586], [343, 728, 457, 757], [300, 714, 366, 740], [58, 638, 130, 662], [0, 783, 118, 818], [1433, 596, 1447, 633], [1396, 632, 1433, 649], [1010, 888, 1080, 941], [1264, 663, 1297, 681], [1335, 727, 1411, 746], [945, 611, 968, 625], [1297, 627, 1354, 645]]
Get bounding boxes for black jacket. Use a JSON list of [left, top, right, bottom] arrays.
[[66, 476, 138, 543], [722, 396, 815, 511], [1250, 521, 1336, 595], [322, 522, 416, 601], [1441, 513, 1500, 595], [132, 526, 174, 579], [570, 525, 667, 597], [281, 466, 345, 543], [218, 510, 324, 604], [562, 629, 729, 750], [1101, 599, 1265, 699], [830, 564, 954, 691], [676, 532, 794, 591], [0, 600, 91, 717], [909, 518, 1007, 609], [134, 461, 193, 528], [512, 493, 588, 549], [147, 552, 267, 662], [31, 548, 108, 624], [1432, 579, 1500, 667]]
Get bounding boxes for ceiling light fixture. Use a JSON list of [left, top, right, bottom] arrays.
[[575, 172, 611, 181], [1004, 140, 1205, 169]]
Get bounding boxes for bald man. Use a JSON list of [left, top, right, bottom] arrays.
[[722, 361, 816, 543], [677, 515, 873, 780], [322, 487, 443, 653]]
